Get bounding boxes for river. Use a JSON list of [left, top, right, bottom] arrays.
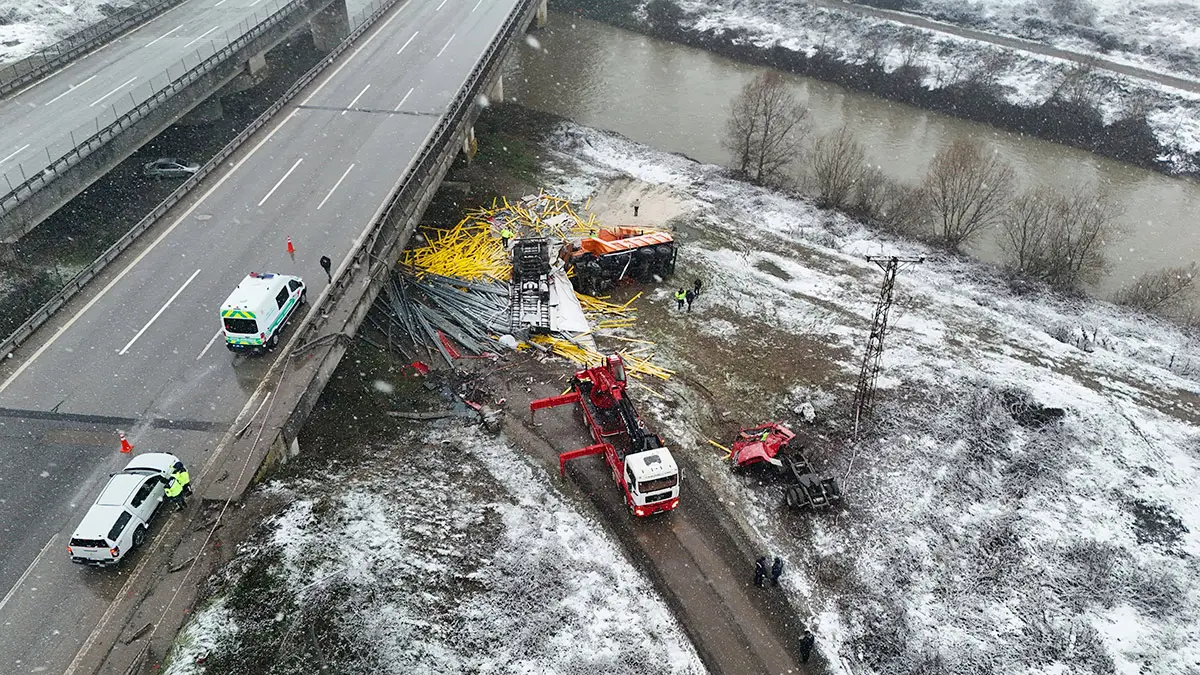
[[506, 14, 1200, 296]]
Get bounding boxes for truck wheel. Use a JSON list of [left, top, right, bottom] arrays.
[[133, 525, 147, 548], [785, 486, 801, 509]]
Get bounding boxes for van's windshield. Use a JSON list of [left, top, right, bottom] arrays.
[[224, 318, 257, 334]]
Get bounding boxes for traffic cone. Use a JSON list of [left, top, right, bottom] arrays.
[[119, 432, 133, 454], [286, 237, 295, 255]]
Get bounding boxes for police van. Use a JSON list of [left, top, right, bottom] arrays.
[[220, 272, 306, 353]]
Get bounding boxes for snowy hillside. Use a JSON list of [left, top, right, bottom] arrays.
[[163, 424, 705, 674], [0, 0, 138, 64], [541, 122, 1200, 674], [671, 0, 1200, 170]]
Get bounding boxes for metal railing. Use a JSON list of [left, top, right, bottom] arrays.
[[0, 0, 407, 360], [0, 0, 187, 97], [0, 0, 306, 220], [305, 0, 537, 342]]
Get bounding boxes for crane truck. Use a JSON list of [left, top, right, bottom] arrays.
[[530, 354, 680, 516]]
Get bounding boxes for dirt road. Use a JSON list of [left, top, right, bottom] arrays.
[[495, 356, 819, 675]]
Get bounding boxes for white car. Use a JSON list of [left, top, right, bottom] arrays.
[[67, 452, 182, 566]]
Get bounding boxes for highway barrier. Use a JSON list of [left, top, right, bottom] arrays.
[[0, 0, 308, 223], [0, 0, 188, 97], [0, 0, 408, 362]]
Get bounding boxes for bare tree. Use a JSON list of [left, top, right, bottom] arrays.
[[810, 125, 867, 210], [922, 138, 1015, 251], [1114, 264, 1197, 313], [1000, 184, 1122, 292], [723, 71, 810, 187], [853, 166, 926, 236]]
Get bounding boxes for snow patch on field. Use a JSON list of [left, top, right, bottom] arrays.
[[163, 425, 704, 674], [0, 0, 140, 65], [543, 122, 1200, 675]]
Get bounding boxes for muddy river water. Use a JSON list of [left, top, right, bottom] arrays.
[[506, 15, 1200, 295]]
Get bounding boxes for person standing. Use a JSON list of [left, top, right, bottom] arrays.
[[771, 556, 784, 585], [500, 227, 515, 250], [685, 288, 696, 312], [674, 288, 687, 310], [320, 255, 333, 284], [693, 278, 702, 296], [632, 198, 641, 217], [172, 461, 192, 498], [798, 629, 815, 663], [754, 556, 767, 587], [165, 475, 186, 511]]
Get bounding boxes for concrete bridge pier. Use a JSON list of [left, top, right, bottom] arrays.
[[310, 0, 350, 52], [489, 74, 504, 104], [225, 52, 271, 94], [462, 126, 478, 162], [536, 0, 547, 28]]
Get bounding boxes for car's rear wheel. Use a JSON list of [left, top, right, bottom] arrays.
[[133, 525, 147, 548]]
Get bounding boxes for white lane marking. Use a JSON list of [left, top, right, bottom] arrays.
[[11, 62, 74, 99], [394, 86, 414, 112], [196, 329, 222, 360], [437, 33, 455, 58], [0, 144, 29, 165], [342, 84, 370, 115], [300, 2, 410, 106], [317, 164, 354, 210], [118, 268, 202, 355], [257, 158, 303, 207], [88, 76, 137, 107], [396, 31, 418, 55], [182, 26, 219, 49], [0, 108, 299, 396], [0, 535, 56, 615], [436, 0, 448, 9], [471, 0, 483, 11], [144, 25, 183, 49], [45, 75, 97, 106]]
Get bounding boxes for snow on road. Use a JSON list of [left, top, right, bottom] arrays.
[[543, 122, 1200, 674], [163, 424, 705, 674]]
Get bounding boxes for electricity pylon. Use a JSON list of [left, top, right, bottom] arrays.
[[852, 255, 924, 437]]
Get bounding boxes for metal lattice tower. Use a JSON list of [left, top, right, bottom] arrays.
[[852, 255, 924, 437]]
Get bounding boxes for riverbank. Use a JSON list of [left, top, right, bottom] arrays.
[[551, 0, 1200, 177]]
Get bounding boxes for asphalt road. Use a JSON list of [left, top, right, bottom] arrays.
[[0, 0, 522, 671], [0, 0, 307, 197]]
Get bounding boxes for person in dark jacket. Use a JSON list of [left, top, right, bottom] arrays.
[[754, 556, 768, 587], [685, 289, 696, 312], [799, 629, 815, 663], [771, 556, 784, 585], [693, 278, 702, 296], [320, 255, 333, 283]]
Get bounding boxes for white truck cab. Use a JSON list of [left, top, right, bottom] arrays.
[[623, 447, 680, 516], [220, 272, 306, 353], [68, 452, 183, 566]]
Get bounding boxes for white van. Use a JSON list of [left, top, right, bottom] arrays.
[[220, 272, 306, 353], [68, 452, 182, 566]]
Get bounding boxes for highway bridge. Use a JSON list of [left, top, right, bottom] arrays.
[[0, 0, 542, 671], [0, 0, 364, 245]]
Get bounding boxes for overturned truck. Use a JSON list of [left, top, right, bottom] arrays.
[[729, 423, 842, 510], [564, 227, 677, 295]]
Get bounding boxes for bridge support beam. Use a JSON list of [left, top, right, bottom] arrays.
[[224, 51, 271, 94], [310, 0, 350, 52], [179, 97, 224, 125], [536, 0, 547, 28], [462, 126, 478, 162], [489, 74, 504, 104]]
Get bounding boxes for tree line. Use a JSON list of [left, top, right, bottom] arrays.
[[724, 72, 1198, 322]]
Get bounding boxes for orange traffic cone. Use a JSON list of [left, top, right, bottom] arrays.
[[119, 432, 133, 454], [286, 237, 295, 255]]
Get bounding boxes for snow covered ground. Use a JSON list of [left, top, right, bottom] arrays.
[[669, 0, 1200, 170], [163, 424, 705, 674], [542, 122, 1200, 674], [0, 0, 139, 64]]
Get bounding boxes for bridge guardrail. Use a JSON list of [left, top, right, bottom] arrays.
[[0, 0, 406, 361], [0, 0, 304, 220], [0, 0, 189, 98]]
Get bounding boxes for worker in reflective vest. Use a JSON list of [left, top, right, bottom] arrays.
[[165, 475, 187, 511], [500, 227, 514, 249], [674, 289, 686, 310], [172, 461, 192, 497]]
